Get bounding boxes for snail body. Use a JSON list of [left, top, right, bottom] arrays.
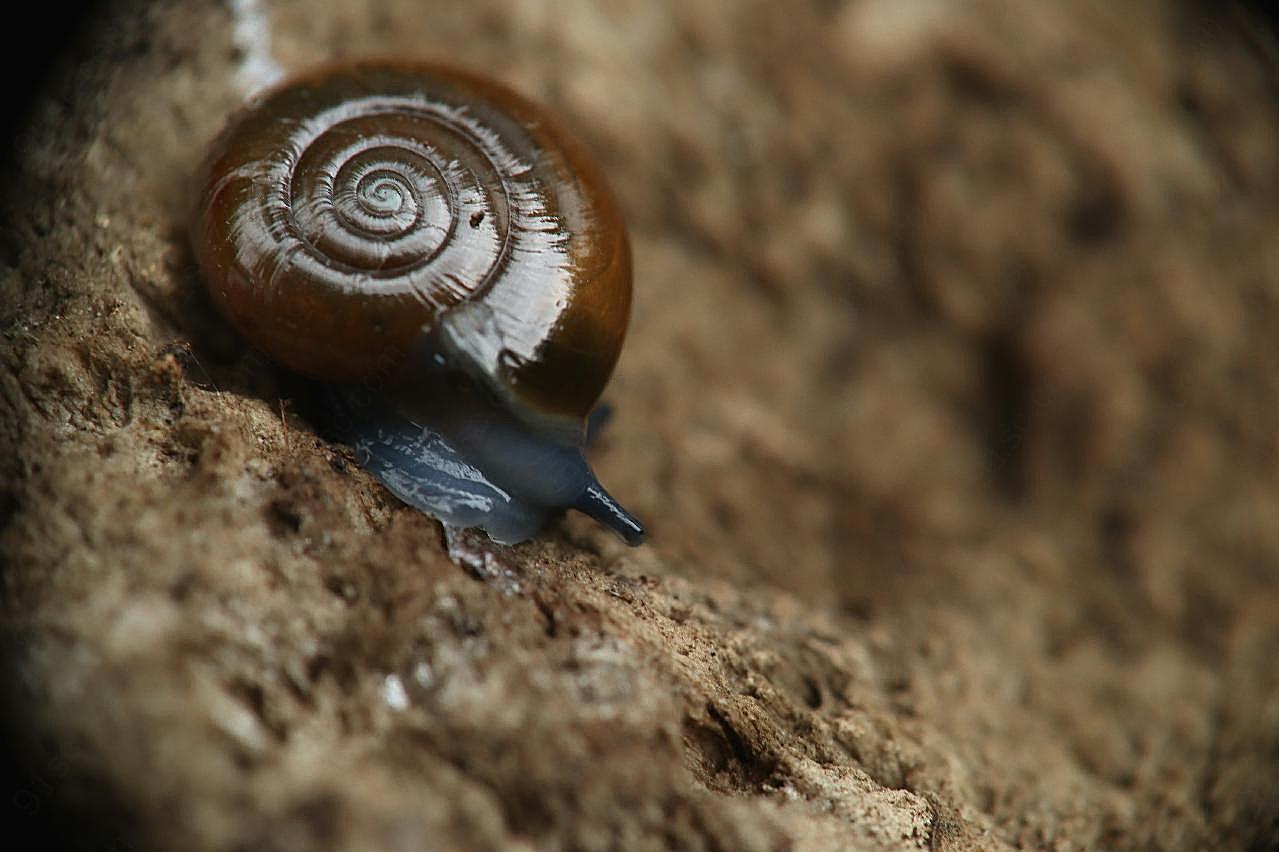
[[192, 61, 644, 545]]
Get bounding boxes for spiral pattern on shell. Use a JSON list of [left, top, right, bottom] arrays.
[[283, 97, 513, 306], [193, 62, 633, 434]]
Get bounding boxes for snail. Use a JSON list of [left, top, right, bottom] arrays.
[[190, 61, 645, 546]]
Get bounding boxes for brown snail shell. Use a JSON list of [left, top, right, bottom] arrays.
[[191, 61, 643, 545]]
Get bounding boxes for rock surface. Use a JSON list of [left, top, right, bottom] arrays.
[[2, 0, 1278, 849]]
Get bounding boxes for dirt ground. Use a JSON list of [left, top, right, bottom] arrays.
[[2, 0, 1278, 849]]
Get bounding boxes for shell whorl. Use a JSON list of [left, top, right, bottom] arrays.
[[278, 96, 516, 307], [194, 62, 633, 438]]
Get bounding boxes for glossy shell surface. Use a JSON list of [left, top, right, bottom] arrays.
[[192, 61, 632, 437]]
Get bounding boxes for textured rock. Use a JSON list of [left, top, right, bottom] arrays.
[[2, 0, 1278, 849]]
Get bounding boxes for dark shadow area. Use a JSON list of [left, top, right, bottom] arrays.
[[0, 644, 138, 852], [2, 3, 123, 848], [0, 0, 105, 160], [981, 329, 1032, 499]]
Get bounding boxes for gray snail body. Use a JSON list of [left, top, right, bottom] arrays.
[[191, 61, 644, 545]]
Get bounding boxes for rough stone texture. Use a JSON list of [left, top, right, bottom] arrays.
[[3, 0, 1278, 849]]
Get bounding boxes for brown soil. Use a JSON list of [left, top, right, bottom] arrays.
[[3, 0, 1278, 849]]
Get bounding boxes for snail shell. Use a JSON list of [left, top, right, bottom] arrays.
[[192, 61, 644, 545]]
